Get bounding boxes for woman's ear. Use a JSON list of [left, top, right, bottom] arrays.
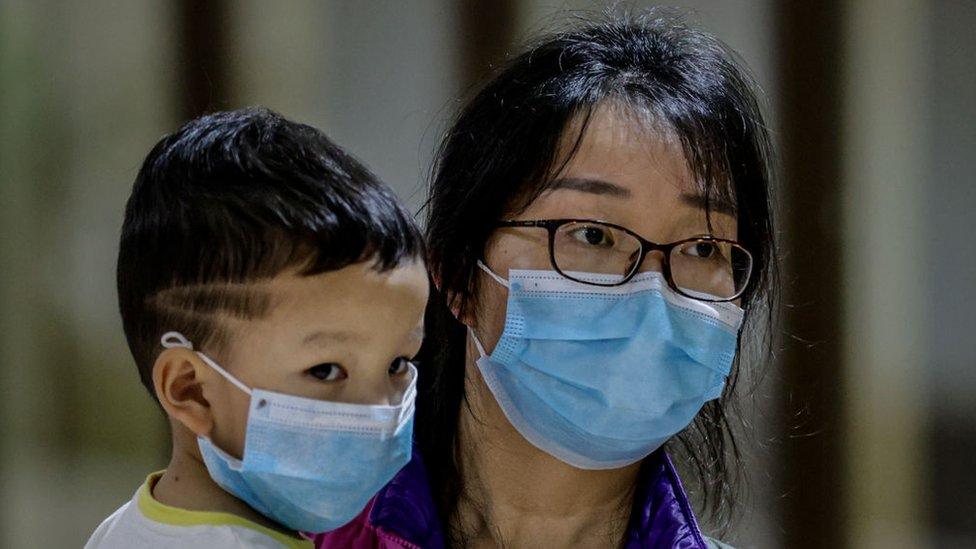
[[153, 348, 213, 437], [444, 287, 478, 328], [445, 290, 463, 323], [433, 270, 476, 327]]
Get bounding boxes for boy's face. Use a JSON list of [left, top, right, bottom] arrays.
[[202, 259, 429, 460]]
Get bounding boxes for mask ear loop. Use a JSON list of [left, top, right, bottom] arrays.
[[468, 328, 489, 359], [476, 260, 509, 288], [160, 331, 253, 396], [161, 331, 193, 350], [394, 363, 420, 425], [469, 261, 508, 359]]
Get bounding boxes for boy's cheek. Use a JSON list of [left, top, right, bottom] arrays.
[[208, 390, 252, 459]]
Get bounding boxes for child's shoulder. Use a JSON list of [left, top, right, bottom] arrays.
[[84, 472, 312, 549], [84, 499, 134, 548]]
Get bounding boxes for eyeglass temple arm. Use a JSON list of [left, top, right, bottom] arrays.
[[497, 220, 552, 228]]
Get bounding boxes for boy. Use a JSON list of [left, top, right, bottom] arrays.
[[86, 108, 429, 548]]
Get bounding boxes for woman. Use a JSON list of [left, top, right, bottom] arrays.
[[317, 12, 775, 549]]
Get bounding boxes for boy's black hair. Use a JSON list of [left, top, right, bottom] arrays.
[[118, 107, 424, 398]]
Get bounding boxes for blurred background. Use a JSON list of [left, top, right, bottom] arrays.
[[1, 1, 973, 547]]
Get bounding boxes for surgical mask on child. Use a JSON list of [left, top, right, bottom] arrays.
[[470, 261, 743, 469], [160, 332, 416, 533]]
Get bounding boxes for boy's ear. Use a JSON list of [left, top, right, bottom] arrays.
[[153, 348, 213, 437]]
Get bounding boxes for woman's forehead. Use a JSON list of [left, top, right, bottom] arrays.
[[495, 104, 735, 241], [556, 105, 732, 206]]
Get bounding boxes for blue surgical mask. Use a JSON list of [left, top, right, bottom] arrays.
[[471, 263, 743, 469], [160, 332, 416, 533]]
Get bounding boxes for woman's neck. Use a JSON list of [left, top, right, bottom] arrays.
[[453, 358, 641, 548]]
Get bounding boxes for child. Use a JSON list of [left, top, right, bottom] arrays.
[[86, 108, 429, 548]]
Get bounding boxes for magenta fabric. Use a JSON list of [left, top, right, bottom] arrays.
[[314, 450, 708, 548]]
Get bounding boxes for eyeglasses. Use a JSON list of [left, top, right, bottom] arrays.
[[496, 219, 753, 302]]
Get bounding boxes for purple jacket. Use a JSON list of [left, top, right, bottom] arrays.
[[314, 449, 713, 548]]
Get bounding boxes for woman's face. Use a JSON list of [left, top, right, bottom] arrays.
[[472, 102, 738, 353]]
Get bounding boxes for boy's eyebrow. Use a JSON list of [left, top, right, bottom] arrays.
[[302, 326, 425, 347], [302, 330, 361, 345]]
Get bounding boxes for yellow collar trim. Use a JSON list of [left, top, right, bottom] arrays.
[[136, 471, 313, 549]]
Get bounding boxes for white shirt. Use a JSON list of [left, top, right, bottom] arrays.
[[85, 471, 313, 549]]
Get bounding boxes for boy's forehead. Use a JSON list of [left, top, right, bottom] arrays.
[[267, 260, 425, 298], [230, 261, 427, 347], [257, 261, 429, 323], [155, 261, 427, 337]]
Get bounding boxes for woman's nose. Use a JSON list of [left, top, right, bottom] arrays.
[[635, 250, 666, 273]]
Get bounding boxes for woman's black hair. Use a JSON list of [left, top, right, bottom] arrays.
[[417, 10, 777, 541]]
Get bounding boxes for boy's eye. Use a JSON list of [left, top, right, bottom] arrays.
[[306, 363, 347, 382], [389, 357, 412, 376]]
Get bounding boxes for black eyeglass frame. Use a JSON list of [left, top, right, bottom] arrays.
[[496, 218, 753, 302]]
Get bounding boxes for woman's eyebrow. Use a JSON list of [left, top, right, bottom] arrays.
[[680, 192, 737, 216], [550, 176, 737, 215], [549, 177, 632, 198]]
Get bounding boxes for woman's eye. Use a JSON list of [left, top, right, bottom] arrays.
[[571, 226, 613, 247], [306, 363, 347, 382], [686, 241, 718, 259], [389, 357, 411, 376]]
